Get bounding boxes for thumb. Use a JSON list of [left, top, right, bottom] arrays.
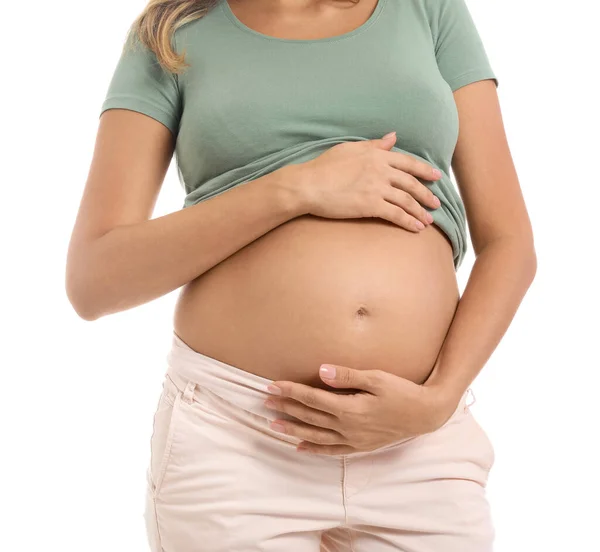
[[367, 131, 397, 151], [319, 364, 377, 392]]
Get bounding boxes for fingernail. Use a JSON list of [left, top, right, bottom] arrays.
[[415, 221, 425, 230], [432, 168, 442, 179], [297, 446, 309, 453], [320, 365, 336, 379], [426, 212, 434, 223], [270, 422, 286, 433], [433, 196, 441, 207], [267, 385, 282, 395], [383, 131, 397, 139], [264, 400, 276, 409]]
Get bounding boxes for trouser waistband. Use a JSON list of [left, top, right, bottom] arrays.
[[164, 331, 475, 455]]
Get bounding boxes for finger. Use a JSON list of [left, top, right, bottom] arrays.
[[265, 398, 339, 430], [270, 418, 347, 445], [269, 381, 342, 415], [382, 186, 434, 227], [319, 365, 382, 394], [297, 442, 357, 456], [386, 168, 441, 211], [366, 132, 397, 151], [374, 199, 425, 232], [384, 150, 443, 182]]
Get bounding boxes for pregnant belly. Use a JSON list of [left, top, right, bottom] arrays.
[[173, 215, 460, 390]]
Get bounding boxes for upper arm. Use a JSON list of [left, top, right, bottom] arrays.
[[429, 0, 533, 255], [67, 27, 181, 275], [71, 109, 175, 249], [451, 80, 534, 255]]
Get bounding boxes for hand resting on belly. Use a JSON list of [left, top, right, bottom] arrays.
[[174, 134, 459, 388]]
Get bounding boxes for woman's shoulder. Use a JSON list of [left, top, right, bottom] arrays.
[[172, 0, 228, 45]]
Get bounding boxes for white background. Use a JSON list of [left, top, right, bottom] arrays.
[[2, 0, 599, 550]]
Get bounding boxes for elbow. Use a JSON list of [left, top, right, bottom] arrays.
[[526, 245, 538, 283], [477, 232, 538, 284], [75, 306, 102, 323], [518, 232, 538, 284], [65, 263, 104, 322], [65, 279, 101, 322], [65, 238, 110, 321], [510, 237, 538, 287]]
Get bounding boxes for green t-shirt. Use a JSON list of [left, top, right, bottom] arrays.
[[100, 0, 498, 269]]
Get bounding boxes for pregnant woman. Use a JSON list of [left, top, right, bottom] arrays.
[[66, 0, 536, 550]]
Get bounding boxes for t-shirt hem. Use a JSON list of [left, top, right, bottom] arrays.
[[448, 69, 498, 93], [430, 207, 466, 271]]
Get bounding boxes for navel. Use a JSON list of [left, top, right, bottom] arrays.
[[354, 305, 370, 318]]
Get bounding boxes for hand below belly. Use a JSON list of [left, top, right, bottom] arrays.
[[173, 215, 460, 389]]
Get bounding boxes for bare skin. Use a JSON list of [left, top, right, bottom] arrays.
[[174, 215, 459, 390], [225, 0, 381, 41], [68, 0, 532, 406], [173, 0, 459, 389]]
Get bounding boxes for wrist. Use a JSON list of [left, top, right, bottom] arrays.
[[275, 162, 317, 217], [423, 364, 467, 408]]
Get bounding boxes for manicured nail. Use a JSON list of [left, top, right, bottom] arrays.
[[415, 221, 425, 230], [270, 422, 286, 433], [264, 400, 276, 409], [383, 131, 396, 139], [320, 365, 336, 379], [433, 196, 441, 207], [432, 168, 442, 179], [267, 385, 282, 395], [426, 212, 434, 223]]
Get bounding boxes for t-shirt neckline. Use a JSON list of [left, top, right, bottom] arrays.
[[220, 0, 387, 44]]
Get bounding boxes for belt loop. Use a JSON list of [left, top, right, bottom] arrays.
[[183, 381, 196, 404], [466, 387, 476, 409]]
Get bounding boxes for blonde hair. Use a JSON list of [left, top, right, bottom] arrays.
[[127, 0, 220, 75], [126, 0, 361, 75]]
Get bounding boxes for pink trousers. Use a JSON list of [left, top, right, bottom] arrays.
[[144, 332, 495, 551]]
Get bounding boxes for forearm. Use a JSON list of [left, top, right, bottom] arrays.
[[66, 165, 306, 321], [423, 237, 537, 400]]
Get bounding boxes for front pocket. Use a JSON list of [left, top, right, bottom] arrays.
[[148, 376, 183, 498]]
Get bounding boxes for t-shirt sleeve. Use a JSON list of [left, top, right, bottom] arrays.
[[99, 30, 182, 136], [429, 0, 498, 92]]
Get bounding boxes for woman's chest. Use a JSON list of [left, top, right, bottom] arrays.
[[176, 3, 459, 177]]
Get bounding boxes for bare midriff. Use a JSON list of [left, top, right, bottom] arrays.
[[173, 214, 459, 391]]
